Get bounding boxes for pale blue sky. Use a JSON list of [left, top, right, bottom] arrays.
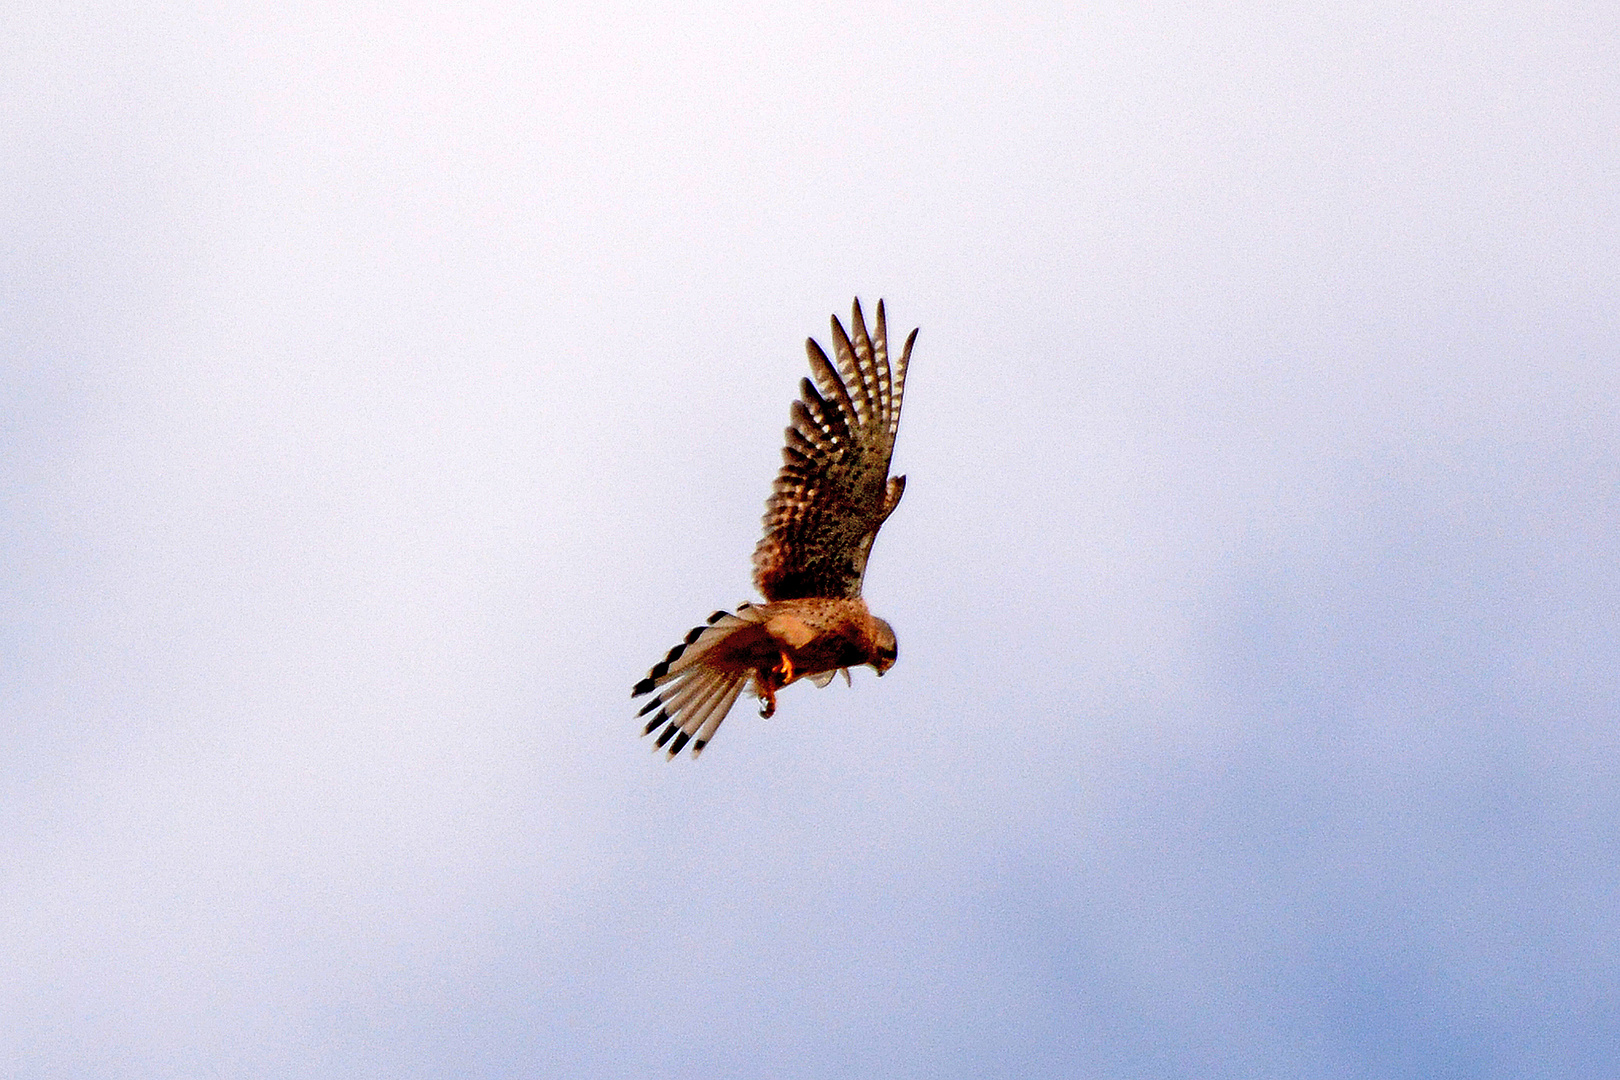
[[4, 3, 1617, 1076]]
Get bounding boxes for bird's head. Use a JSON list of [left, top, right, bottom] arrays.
[[868, 617, 898, 676]]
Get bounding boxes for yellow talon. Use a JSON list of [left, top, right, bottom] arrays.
[[775, 651, 794, 685]]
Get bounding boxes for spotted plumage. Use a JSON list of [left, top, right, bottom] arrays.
[[633, 299, 915, 759]]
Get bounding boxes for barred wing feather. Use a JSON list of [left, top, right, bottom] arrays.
[[752, 298, 915, 601]]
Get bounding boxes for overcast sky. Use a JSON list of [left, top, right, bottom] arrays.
[[4, 3, 1618, 1077]]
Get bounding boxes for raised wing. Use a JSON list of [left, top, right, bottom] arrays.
[[752, 299, 915, 601]]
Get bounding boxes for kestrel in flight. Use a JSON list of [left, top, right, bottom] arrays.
[[633, 298, 916, 759]]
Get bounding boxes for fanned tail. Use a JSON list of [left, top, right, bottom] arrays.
[[632, 607, 761, 759]]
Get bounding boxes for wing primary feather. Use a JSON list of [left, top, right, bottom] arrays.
[[890, 326, 917, 437], [845, 298, 883, 429], [873, 299, 892, 426], [829, 314, 873, 427], [789, 400, 833, 453], [796, 375, 848, 446], [804, 338, 857, 426]]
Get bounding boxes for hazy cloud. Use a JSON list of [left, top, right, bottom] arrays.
[[4, 3, 1617, 1077]]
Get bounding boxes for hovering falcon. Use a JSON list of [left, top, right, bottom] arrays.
[[633, 299, 916, 759]]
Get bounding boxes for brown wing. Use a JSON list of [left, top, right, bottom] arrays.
[[752, 298, 916, 601]]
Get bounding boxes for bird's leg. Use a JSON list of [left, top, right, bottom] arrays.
[[756, 650, 794, 718]]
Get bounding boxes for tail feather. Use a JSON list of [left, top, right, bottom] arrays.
[[661, 669, 740, 759], [661, 665, 729, 726], [691, 679, 745, 755], [650, 666, 746, 759]]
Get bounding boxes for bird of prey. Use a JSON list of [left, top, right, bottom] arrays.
[[633, 299, 916, 759]]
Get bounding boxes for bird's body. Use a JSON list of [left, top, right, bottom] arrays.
[[634, 299, 915, 758]]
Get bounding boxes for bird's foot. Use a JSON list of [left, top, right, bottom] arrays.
[[757, 652, 794, 718]]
